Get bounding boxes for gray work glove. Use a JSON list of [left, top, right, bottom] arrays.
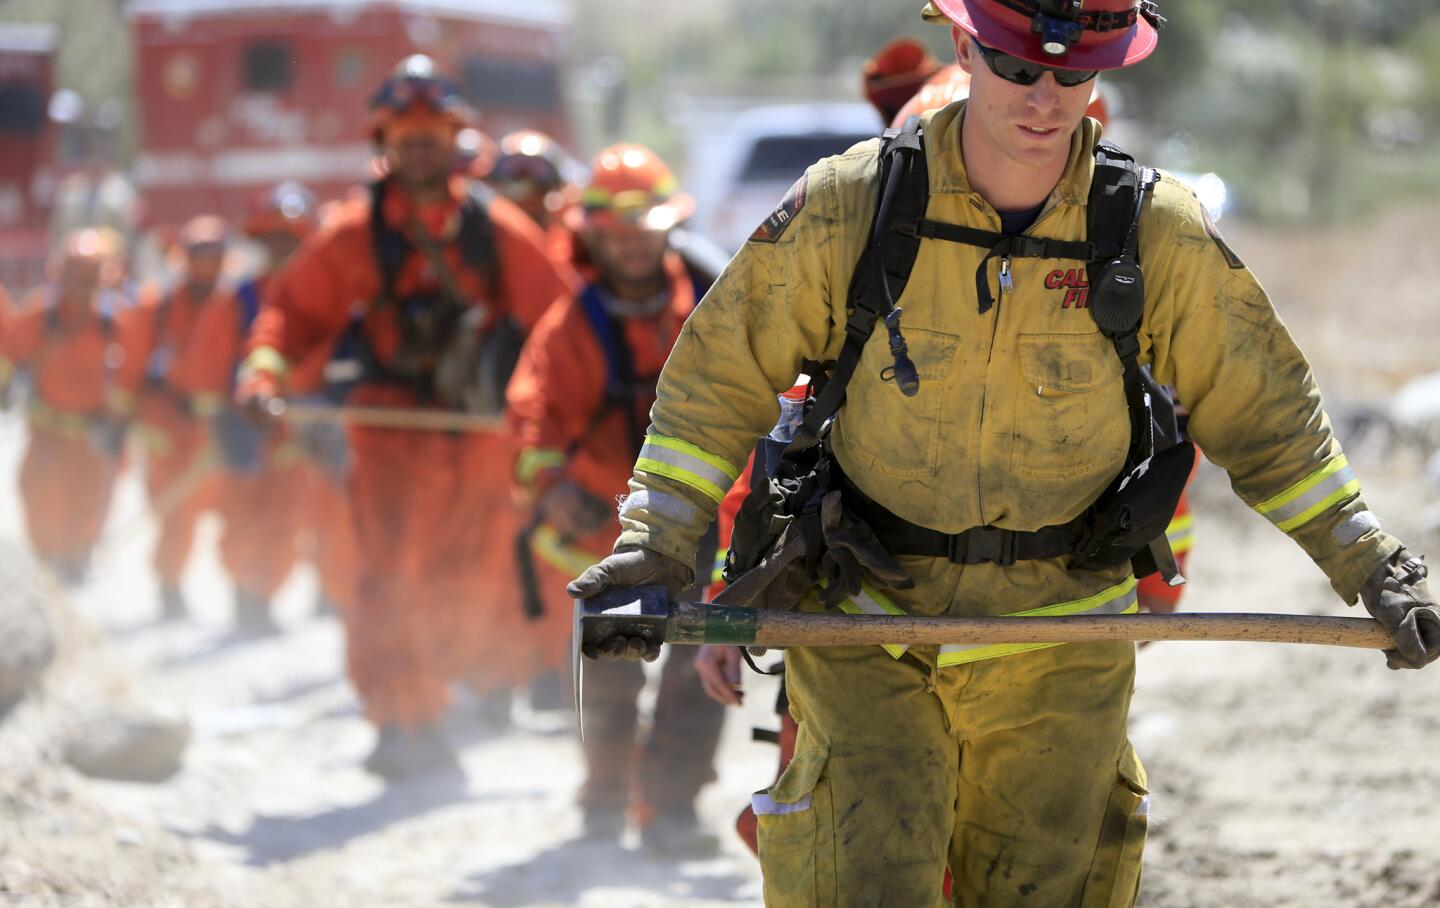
[[567, 546, 694, 663], [1360, 548, 1440, 670], [537, 479, 613, 541], [816, 490, 914, 609]]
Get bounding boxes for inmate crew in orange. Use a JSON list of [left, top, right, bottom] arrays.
[[114, 216, 234, 619], [482, 130, 582, 278], [236, 56, 571, 779], [192, 183, 322, 635], [507, 144, 725, 854], [0, 231, 127, 583]]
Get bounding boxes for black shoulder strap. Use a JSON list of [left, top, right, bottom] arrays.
[[369, 178, 408, 304], [790, 117, 928, 451], [458, 181, 499, 288], [1085, 140, 1162, 470]]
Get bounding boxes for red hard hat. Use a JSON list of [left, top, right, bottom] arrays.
[[581, 144, 694, 231], [367, 54, 473, 143], [889, 62, 1109, 128], [923, 0, 1162, 71], [863, 39, 943, 124], [243, 181, 318, 238]]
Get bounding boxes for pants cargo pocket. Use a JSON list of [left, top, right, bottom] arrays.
[[1081, 745, 1149, 908], [755, 746, 834, 907]]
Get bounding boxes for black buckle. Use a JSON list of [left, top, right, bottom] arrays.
[[948, 527, 1019, 567]]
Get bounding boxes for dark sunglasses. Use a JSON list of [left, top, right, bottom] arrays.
[[972, 39, 1098, 88]]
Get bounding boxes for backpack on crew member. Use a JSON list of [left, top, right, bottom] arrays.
[[721, 118, 1195, 608]]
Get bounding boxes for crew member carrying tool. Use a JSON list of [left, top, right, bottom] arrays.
[[196, 182, 321, 635], [236, 55, 571, 779], [571, 2, 1438, 904], [116, 215, 233, 620], [507, 144, 725, 853], [1, 229, 127, 583]]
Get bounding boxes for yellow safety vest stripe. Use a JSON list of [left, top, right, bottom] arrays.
[[516, 447, 566, 487], [28, 401, 95, 440], [531, 524, 598, 578], [1254, 456, 1362, 532], [837, 583, 910, 659], [1166, 513, 1196, 555], [634, 434, 740, 505], [937, 577, 1139, 667], [240, 345, 290, 380]]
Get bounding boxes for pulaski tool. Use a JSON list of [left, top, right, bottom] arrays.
[[571, 586, 1392, 734]]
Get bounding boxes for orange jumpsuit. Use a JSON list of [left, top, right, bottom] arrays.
[[507, 254, 724, 818], [116, 284, 234, 588], [2, 289, 122, 569], [247, 177, 570, 729], [190, 275, 310, 607]]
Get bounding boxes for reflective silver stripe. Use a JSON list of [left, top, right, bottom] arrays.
[[618, 489, 697, 523], [1136, 796, 1151, 818], [1333, 510, 1381, 547], [634, 437, 738, 503], [751, 792, 812, 816], [1261, 464, 1358, 527]]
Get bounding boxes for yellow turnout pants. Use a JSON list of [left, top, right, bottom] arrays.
[[754, 557, 1148, 908]]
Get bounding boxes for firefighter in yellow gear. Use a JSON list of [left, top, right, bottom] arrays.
[[570, 1, 1436, 905]]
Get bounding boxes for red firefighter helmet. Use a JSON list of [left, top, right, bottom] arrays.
[[862, 38, 944, 125], [580, 144, 694, 232], [889, 62, 1109, 128], [367, 54, 474, 143], [243, 181, 318, 238], [923, 0, 1162, 71]]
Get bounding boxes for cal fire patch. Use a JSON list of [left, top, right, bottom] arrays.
[[1202, 206, 1244, 269], [749, 175, 808, 244]]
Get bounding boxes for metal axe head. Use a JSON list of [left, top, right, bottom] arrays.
[[571, 586, 675, 740]]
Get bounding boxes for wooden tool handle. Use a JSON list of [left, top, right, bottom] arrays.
[[744, 612, 1393, 650], [271, 401, 502, 433]]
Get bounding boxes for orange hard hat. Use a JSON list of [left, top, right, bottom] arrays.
[[580, 144, 693, 231], [863, 38, 944, 124], [243, 181, 318, 238], [178, 214, 228, 251], [367, 55, 473, 144], [923, 0, 1163, 71], [888, 62, 1109, 128]]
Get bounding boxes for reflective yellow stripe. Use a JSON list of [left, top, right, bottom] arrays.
[[937, 577, 1139, 667], [1254, 456, 1362, 532], [28, 401, 94, 440], [190, 392, 225, 417], [1166, 513, 1195, 555], [634, 434, 739, 504], [517, 447, 566, 486], [107, 387, 135, 416], [837, 583, 910, 659], [532, 524, 599, 577], [711, 549, 728, 585], [241, 345, 290, 380]]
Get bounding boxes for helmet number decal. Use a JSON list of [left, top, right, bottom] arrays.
[[749, 175, 808, 244]]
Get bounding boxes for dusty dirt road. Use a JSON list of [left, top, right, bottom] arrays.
[[2, 207, 1438, 907]]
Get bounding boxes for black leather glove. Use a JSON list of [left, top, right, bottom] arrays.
[[568, 546, 694, 663], [815, 491, 913, 609], [1360, 548, 1440, 670]]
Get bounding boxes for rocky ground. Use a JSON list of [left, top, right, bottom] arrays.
[[1, 205, 1438, 907]]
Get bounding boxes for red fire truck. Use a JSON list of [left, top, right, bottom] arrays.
[[0, 24, 59, 293], [128, 0, 573, 227]]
